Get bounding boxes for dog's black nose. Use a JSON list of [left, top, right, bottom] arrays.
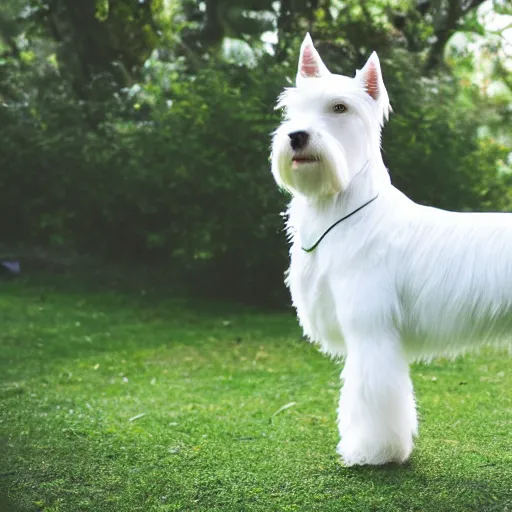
[[288, 131, 309, 151]]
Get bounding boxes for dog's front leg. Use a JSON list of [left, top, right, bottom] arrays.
[[336, 334, 417, 466]]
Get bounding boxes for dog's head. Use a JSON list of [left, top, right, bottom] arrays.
[[271, 33, 391, 199]]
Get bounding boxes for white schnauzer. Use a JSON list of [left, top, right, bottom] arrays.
[[271, 33, 511, 466]]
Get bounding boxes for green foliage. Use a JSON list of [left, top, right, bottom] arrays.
[[382, 51, 512, 211], [0, 58, 290, 302], [0, 0, 511, 303]]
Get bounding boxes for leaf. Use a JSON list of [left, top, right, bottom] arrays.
[[271, 402, 297, 418], [128, 413, 146, 422]]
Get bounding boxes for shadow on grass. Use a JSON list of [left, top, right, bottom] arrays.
[[0, 270, 301, 385]]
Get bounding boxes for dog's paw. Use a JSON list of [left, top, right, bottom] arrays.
[[336, 434, 413, 467]]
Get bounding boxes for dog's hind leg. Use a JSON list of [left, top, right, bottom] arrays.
[[336, 332, 417, 466]]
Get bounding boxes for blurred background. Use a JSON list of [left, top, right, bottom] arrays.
[[0, 0, 511, 305]]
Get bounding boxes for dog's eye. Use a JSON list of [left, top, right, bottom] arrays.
[[333, 104, 347, 113]]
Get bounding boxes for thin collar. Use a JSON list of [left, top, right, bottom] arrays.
[[301, 193, 379, 253]]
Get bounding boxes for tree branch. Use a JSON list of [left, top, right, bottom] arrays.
[[424, 0, 488, 74], [424, 0, 458, 73]]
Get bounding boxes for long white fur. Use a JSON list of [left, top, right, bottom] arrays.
[[271, 34, 511, 466]]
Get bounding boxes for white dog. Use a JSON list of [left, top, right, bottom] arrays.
[[271, 33, 511, 466]]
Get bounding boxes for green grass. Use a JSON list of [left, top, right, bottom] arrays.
[[0, 276, 511, 512]]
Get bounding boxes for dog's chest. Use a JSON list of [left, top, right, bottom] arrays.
[[287, 246, 345, 351]]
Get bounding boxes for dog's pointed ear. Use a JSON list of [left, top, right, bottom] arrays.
[[357, 51, 392, 121], [297, 33, 330, 83], [357, 52, 385, 101]]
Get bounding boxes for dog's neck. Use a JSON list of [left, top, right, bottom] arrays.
[[288, 156, 390, 249]]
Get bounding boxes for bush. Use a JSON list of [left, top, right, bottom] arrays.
[[0, 52, 510, 304], [0, 60, 291, 303], [382, 51, 512, 212]]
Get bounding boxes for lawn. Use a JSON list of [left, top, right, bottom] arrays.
[[0, 275, 511, 511]]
